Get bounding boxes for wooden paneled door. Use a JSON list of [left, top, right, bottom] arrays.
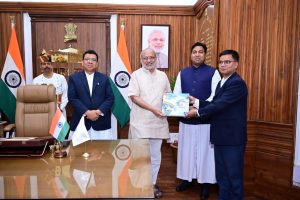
[[29, 13, 111, 121], [30, 13, 111, 77]]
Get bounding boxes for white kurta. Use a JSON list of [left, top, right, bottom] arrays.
[[128, 67, 171, 139], [174, 70, 220, 183], [128, 67, 171, 185], [33, 73, 68, 117]]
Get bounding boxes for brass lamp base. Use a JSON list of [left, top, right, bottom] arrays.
[[54, 150, 67, 158]]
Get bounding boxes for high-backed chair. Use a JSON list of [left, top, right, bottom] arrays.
[[4, 85, 57, 137]]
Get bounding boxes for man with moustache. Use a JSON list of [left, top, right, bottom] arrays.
[[33, 49, 68, 117], [128, 48, 171, 198], [174, 42, 221, 200]]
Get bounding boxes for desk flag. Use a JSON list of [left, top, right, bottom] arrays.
[[72, 115, 90, 146], [109, 21, 131, 128], [0, 19, 25, 123], [50, 107, 69, 142]]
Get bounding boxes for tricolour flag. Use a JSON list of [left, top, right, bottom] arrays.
[[51, 177, 68, 198], [0, 20, 25, 123], [109, 22, 131, 128], [49, 108, 69, 141]]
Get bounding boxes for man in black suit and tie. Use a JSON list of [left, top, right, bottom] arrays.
[[68, 49, 114, 140], [186, 49, 248, 200]]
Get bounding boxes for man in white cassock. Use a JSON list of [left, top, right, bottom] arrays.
[[173, 42, 221, 200]]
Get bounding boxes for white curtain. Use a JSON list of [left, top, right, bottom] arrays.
[[110, 14, 118, 139], [23, 13, 33, 84], [293, 68, 300, 184]]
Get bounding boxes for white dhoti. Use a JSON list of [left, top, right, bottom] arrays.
[[176, 122, 216, 183], [149, 139, 163, 185]]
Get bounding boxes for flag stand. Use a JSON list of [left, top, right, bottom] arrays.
[[54, 141, 67, 158], [82, 142, 90, 159]]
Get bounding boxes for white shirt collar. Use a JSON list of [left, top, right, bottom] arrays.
[[85, 72, 94, 96]]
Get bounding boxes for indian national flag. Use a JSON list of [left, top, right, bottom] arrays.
[[0, 21, 25, 123], [49, 108, 69, 141], [109, 22, 131, 128]]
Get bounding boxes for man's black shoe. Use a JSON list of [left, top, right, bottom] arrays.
[[200, 183, 210, 200], [176, 180, 193, 192]]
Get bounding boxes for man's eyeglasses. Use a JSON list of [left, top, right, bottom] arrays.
[[218, 60, 236, 65], [142, 56, 156, 61], [84, 58, 97, 62]]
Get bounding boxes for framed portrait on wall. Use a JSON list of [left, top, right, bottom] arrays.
[[141, 24, 170, 69]]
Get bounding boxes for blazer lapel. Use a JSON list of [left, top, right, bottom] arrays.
[[80, 71, 90, 96], [214, 72, 237, 98], [92, 72, 100, 96], [215, 80, 221, 95]]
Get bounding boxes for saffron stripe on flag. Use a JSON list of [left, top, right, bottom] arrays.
[[8, 25, 25, 77], [49, 108, 61, 135], [0, 21, 25, 123], [117, 28, 131, 74], [109, 21, 132, 128]]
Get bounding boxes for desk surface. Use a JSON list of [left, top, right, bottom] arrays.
[[0, 139, 154, 199]]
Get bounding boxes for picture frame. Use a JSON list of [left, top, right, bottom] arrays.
[[141, 24, 170, 69]]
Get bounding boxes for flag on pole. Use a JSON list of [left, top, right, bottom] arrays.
[[0, 18, 25, 123], [72, 115, 90, 146], [49, 107, 69, 141], [109, 21, 131, 128]]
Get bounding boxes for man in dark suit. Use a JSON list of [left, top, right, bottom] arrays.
[[68, 49, 114, 140], [186, 49, 248, 200]]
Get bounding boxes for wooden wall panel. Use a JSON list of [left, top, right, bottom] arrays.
[[30, 13, 110, 76], [195, 5, 218, 67], [217, 0, 300, 199], [218, 0, 300, 124]]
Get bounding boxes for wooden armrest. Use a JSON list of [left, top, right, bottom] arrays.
[[4, 124, 16, 132]]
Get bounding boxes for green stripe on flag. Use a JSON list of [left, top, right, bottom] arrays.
[[109, 78, 130, 128], [57, 122, 70, 142], [0, 80, 16, 123]]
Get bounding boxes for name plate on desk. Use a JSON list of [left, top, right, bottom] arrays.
[[162, 93, 189, 117], [0, 136, 54, 157]]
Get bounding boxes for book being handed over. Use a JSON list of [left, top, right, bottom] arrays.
[[162, 93, 189, 117]]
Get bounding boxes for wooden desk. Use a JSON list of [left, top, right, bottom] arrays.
[[0, 139, 154, 199]]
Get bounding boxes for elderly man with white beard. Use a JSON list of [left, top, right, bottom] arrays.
[[128, 48, 171, 198]]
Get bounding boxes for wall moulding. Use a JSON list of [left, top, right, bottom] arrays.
[[0, 2, 195, 16], [193, 0, 214, 18]]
